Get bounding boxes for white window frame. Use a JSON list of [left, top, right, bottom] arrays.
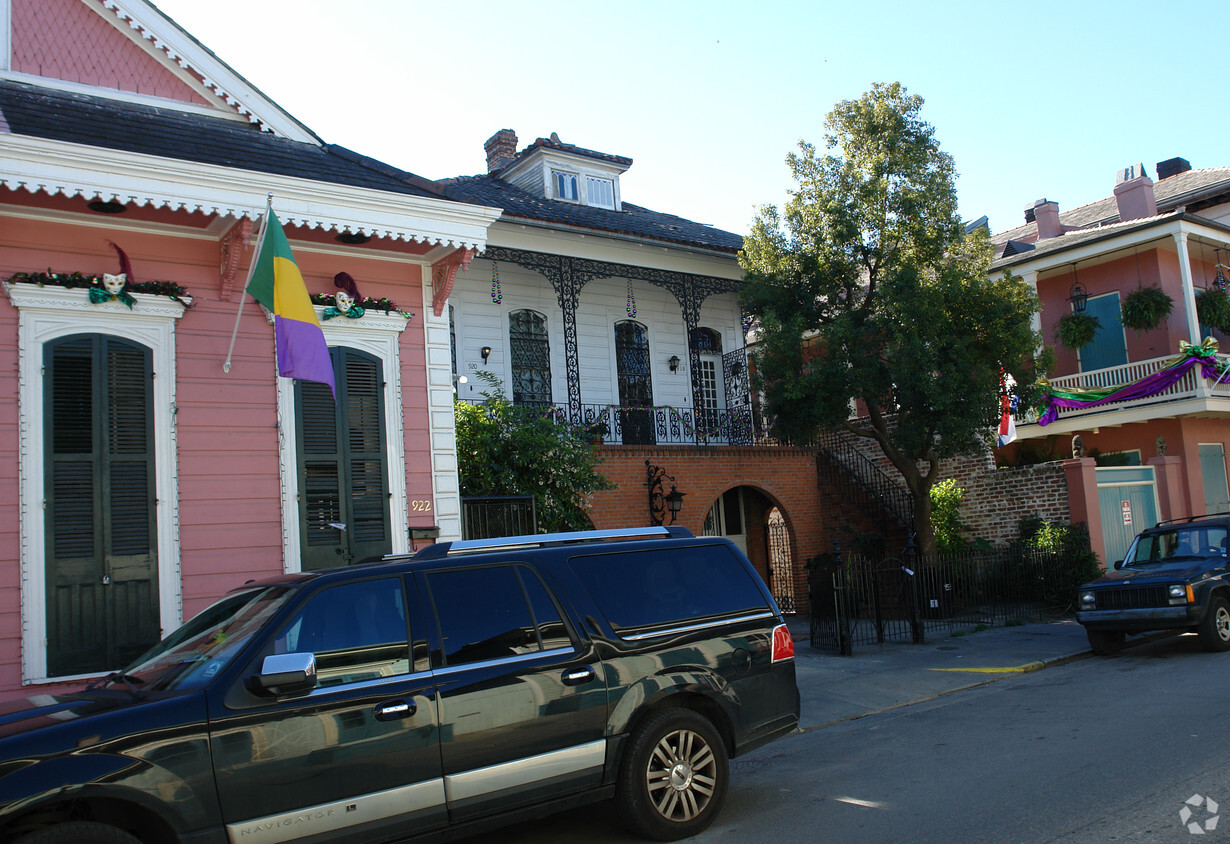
[[585, 175, 615, 209], [275, 307, 412, 573], [552, 170, 579, 202], [8, 284, 185, 684]]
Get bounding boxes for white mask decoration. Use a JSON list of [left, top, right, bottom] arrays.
[[335, 291, 354, 312], [103, 273, 127, 295]]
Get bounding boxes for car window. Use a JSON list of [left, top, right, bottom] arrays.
[[1128, 526, 1229, 564], [276, 577, 410, 688], [570, 544, 769, 633], [426, 565, 571, 667]]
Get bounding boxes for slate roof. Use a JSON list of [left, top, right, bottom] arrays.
[[993, 166, 1230, 245], [441, 174, 744, 254], [0, 80, 443, 199]]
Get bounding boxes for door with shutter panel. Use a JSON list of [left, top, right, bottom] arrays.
[[44, 335, 159, 677], [295, 347, 393, 570]]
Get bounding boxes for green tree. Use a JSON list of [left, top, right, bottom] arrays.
[[739, 83, 1041, 555], [455, 373, 614, 533], [930, 478, 967, 553]]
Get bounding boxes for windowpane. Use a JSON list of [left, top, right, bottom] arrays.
[[586, 176, 614, 209], [520, 568, 572, 650], [510, 310, 552, 405], [277, 578, 409, 688], [571, 545, 767, 633], [428, 566, 541, 665], [553, 170, 578, 200]]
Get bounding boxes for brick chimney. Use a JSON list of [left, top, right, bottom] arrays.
[[484, 129, 518, 174], [1156, 156, 1191, 181], [1113, 164, 1157, 222], [1032, 199, 1064, 240]]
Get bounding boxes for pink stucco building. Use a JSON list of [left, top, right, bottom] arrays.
[[0, 0, 500, 697]]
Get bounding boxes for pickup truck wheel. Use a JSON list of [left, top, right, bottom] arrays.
[[1086, 628, 1125, 656], [1197, 596, 1230, 652], [615, 708, 729, 841], [15, 822, 141, 844]]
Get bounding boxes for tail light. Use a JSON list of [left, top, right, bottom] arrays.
[[771, 623, 795, 663]]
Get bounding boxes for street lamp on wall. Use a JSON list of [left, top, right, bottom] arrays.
[[646, 459, 686, 526], [480, 346, 491, 364]]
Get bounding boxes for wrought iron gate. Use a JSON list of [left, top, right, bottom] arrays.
[[766, 517, 796, 613]]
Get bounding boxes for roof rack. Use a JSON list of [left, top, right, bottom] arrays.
[[412, 525, 693, 559], [1153, 511, 1230, 527]]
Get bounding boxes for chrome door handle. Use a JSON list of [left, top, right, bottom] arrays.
[[561, 666, 596, 686], [374, 699, 416, 721]]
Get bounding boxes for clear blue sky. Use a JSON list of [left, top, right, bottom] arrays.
[[151, 0, 1227, 238]]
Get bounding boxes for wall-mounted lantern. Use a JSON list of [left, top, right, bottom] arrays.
[[646, 459, 686, 526], [1067, 265, 1088, 313], [668, 355, 681, 373], [480, 346, 492, 364]]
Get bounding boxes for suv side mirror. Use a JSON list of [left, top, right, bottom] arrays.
[[1113, 560, 1124, 570], [250, 652, 316, 696]]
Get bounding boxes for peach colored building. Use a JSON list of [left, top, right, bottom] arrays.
[[0, 0, 499, 697], [993, 160, 1230, 566]]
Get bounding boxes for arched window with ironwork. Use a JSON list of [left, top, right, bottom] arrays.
[[509, 309, 552, 406]]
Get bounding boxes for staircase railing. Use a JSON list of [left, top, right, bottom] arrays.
[[815, 430, 914, 528]]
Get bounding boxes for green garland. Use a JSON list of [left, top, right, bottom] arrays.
[[6, 271, 194, 307], [309, 292, 412, 318]]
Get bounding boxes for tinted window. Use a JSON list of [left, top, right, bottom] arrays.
[[428, 565, 570, 666], [521, 568, 573, 650], [571, 544, 769, 632], [276, 577, 410, 688]]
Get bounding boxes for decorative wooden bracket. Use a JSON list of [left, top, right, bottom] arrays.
[[219, 218, 254, 301], [430, 247, 474, 316]]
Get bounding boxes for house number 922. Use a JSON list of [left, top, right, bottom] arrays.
[[411, 500, 433, 512]]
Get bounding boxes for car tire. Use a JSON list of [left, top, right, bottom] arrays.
[[615, 707, 729, 841], [14, 822, 141, 844], [1086, 628, 1125, 656], [1197, 596, 1230, 652]]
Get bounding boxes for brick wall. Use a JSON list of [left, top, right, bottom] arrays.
[[829, 430, 1071, 544]]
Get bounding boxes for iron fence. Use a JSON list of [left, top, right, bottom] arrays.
[[809, 546, 1096, 655], [461, 495, 537, 540]]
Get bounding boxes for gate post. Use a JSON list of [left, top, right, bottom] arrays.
[[902, 532, 924, 644]]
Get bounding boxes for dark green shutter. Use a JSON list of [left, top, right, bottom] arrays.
[[296, 348, 392, 570], [45, 336, 159, 677]]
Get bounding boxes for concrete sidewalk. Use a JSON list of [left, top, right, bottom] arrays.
[[785, 616, 1092, 731]]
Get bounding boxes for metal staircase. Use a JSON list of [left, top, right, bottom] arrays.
[[815, 430, 914, 528]]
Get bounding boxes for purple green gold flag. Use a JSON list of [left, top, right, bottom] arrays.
[[245, 210, 336, 397]]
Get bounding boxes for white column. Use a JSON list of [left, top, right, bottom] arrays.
[[1173, 231, 1202, 344]]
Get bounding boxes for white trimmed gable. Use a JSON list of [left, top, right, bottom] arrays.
[[0, 0, 319, 142]]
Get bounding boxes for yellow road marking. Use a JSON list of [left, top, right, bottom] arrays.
[[929, 662, 1045, 674]]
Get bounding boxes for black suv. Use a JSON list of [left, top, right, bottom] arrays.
[[1077, 514, 1230, 655], [0, 526, 799, 844]]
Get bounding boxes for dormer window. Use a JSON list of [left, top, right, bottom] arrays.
[[553, 170, 579, 201], [587, 176, 615, 209]]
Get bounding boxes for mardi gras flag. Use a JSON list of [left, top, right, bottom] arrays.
[[245, 210, 335, 396]]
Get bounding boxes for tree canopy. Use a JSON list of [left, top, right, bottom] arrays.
[[455, 373, 614, 534], [739, 83, 1041, 554]]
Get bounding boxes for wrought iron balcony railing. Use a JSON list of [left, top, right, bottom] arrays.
[[467, 400, 759, 447]]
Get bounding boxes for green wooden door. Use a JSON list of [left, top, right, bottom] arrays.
[[1096, 466, 1159, 567], [45, 336, 159, 677], [295, 347, 392, 570], [1200, 444, 1230, 515]]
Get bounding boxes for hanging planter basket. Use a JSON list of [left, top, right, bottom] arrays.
[[1119, 285, 1173, 333], [1196, 286, 1230, 333], [1055, 312, 1101, 350]]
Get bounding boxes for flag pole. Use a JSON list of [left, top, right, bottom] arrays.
[[223, 194, 273, 373]]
